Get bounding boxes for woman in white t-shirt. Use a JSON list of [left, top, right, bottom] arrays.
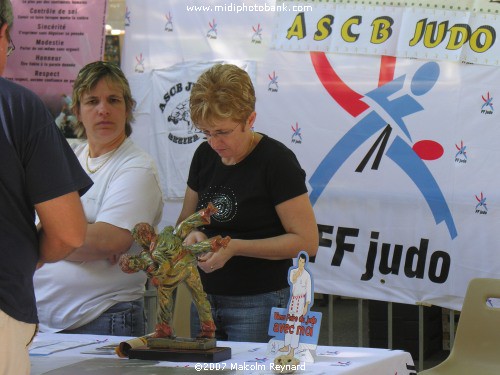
[[34, 61, 164, 336]]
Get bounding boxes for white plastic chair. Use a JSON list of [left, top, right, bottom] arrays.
[[419, 278, 500, 374]]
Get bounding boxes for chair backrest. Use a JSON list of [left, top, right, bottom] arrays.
[[449, 278, 500, 363]]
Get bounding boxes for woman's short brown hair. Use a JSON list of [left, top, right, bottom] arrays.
[[189, 63, 256, 128]]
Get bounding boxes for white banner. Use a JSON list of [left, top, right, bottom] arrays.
[[128, 60, 255, 198], [124, 0, 500, 311], [272, 1, 500, 66]]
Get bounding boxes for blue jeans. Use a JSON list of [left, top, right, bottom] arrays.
[[60, 299, 145, 337], [190, 287, 290, 343]]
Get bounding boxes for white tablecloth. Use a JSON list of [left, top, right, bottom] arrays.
[[30, 333, 415, 374]]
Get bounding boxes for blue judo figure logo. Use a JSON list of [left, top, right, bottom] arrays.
[[481, 92, 493, 114], [291, 123, 302, 144], [309, 61, 458, 239]]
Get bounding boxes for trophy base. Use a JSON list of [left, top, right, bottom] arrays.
[[148, 337, 216, 350], [128, 345, 232, 362]]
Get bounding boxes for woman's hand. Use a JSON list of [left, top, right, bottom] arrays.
[[107, 253, 122, 265], [197, 240, 235, 273], [182, 230, 207, 246]]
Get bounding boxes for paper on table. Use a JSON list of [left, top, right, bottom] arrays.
[[29, 339, 108, 356], [116, 334, 155, 358], [81, 343, 122, 355]]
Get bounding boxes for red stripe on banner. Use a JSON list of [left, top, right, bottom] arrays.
[[310, 51, 369, 117], [378, 55, 397, 87]]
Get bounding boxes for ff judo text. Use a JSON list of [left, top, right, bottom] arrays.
[[314, 225, 451, 284]]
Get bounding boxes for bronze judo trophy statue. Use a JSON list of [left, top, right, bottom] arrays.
[[115, 203, 232, 362]]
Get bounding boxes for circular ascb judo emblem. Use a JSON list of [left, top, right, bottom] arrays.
[[159, 81, 200, 144]]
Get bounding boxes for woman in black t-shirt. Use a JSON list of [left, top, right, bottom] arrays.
[[177, 63, 318, 343]]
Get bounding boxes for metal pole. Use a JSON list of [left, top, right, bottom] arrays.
[[328, 294, 334, 346], [388, 302, 393, 349], [358, 299, 363, 346], [419, 304, 424, 372], [449, 309, 455, 350]]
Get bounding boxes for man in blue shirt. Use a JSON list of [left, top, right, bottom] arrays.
[[0, 1, 93, 373]]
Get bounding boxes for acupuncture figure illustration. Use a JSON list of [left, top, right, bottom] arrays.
[[119, 203, 230, 339], [279, 252, 312, 357]]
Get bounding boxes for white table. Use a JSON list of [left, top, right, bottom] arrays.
[[30, 333, 415, 374]]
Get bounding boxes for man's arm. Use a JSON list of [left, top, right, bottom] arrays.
[[35, 191, 87, 264]]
